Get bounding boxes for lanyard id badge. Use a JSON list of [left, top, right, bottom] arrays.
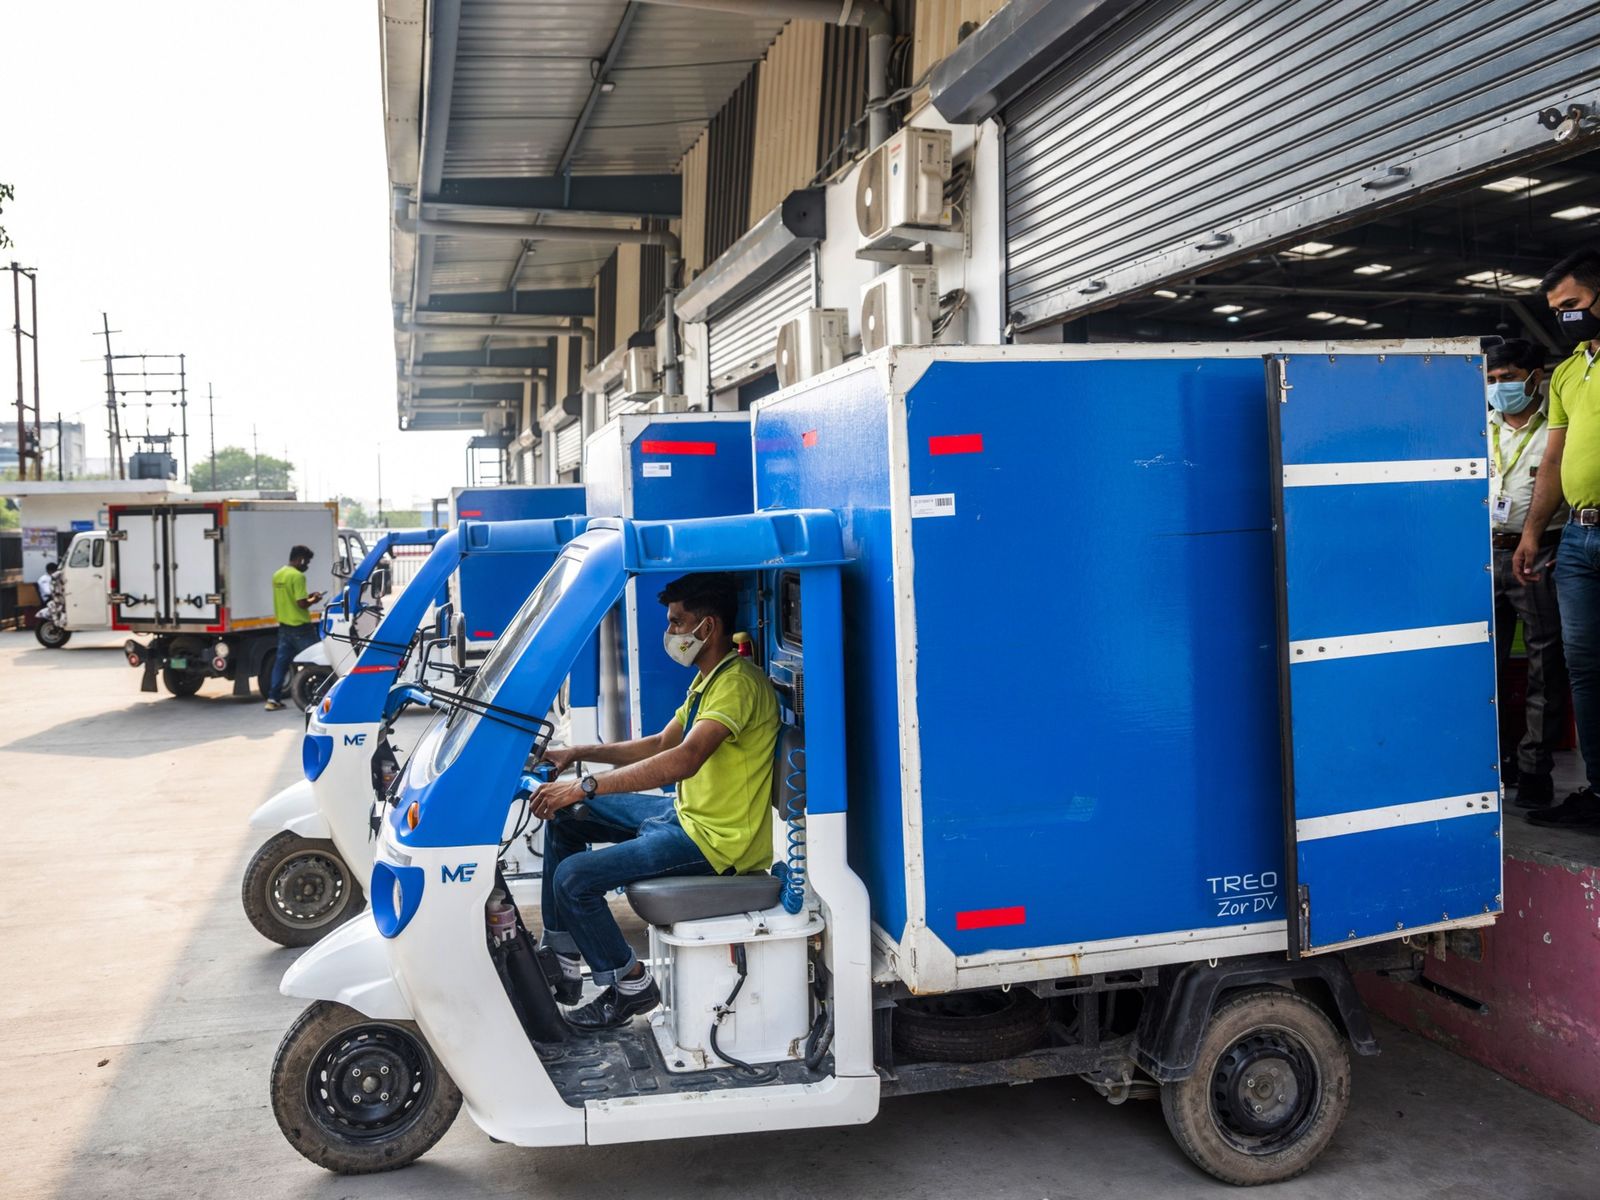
[[1491, 414, 1542, 522]]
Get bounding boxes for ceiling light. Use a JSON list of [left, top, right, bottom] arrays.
[[1285, 241, 1337, 258], [1482, 176, 1540, 193], [1352, 263, 1392, 275], [1363, 322, 1384, 330], [1553, 205, 1600, 221], [1308, 311, 1336, 321], [1212, 304, 1244, 314], [600, 80, 616, 93], [1153, 288, 1180, 299], [1226, 315, 1241, 323], [1462, 270, 1501, 284]]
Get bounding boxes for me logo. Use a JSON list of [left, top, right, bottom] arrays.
[[343, 733, 368, 747], [441, 862, 479, 884]]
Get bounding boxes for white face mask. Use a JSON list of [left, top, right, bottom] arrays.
[[663, 616, 710, 667]]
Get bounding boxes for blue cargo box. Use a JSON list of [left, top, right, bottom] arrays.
[[754, 343, 1500, 994], [448, 485, 586, 641], [584, 412, 754, 741]]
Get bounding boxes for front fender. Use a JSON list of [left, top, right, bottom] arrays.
[[248, 779, 332, 839], [294, 641, 331, 667], [280, 912, 412, 1020]]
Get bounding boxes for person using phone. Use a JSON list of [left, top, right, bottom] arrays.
[[265, 543, 323, 712]]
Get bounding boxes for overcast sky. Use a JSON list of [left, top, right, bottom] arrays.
[[0, 1, 468, 508]]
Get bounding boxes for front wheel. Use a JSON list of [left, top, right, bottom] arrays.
[[290, 665, 335, 711], [35, 619, 71, 648], [241, 831, 365, 947], [1160, 987, 1351, 1186], [271, 1000, 462, 1174]]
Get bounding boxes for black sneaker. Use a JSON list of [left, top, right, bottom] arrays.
[[1513, 773, 1554, 810], [1526, 788, 1600, 828], [535, 947, 583, 1007], [565, 979, 660, 1030]]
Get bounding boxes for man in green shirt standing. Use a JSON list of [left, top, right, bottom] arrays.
[[265, 543, 324, 712], [1513, 247, 1600, 830], [530, 572, 779, 1029]]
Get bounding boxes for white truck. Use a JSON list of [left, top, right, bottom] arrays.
[[111, 500, 338, 698]]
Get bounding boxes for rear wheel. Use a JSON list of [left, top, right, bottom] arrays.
[[271, 1000, 461, 1174], [242, 831, 365, 947], [1160, 987, 1350, 1186], [162, 667, 205, 698], [35, 620, 71, 648], [290, 665, 335, 710]]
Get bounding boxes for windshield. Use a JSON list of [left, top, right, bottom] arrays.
[[431, 545, 587, 772]]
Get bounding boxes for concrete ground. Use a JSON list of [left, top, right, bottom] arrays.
[[2, 629, 1597, 1200]]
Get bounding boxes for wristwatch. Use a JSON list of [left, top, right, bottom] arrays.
[[580, 774, 598, 799]]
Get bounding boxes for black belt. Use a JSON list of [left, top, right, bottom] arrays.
[[1570, 507, 1600, 527], [1493, 528, 1562, 550]]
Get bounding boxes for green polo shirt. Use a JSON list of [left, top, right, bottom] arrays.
[[271, 564, 312, 627], [1546, 341, 1600, 508], [672, 651, 779, 875]]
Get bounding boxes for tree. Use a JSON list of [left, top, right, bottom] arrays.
[[190, 445, 294, 491], [0, 183, 13, 250], [334, 496, 371, 527]]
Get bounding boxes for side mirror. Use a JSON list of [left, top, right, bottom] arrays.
[[450, 613, 468, 672], [332, 557, 353, 580], [368, 565, 393, 599]]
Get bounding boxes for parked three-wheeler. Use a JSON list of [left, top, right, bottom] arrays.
[[242, 518, 586, 946], [269, 345, 1501, 1186]]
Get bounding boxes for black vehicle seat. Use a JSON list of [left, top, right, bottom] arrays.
[[625, 875, 783, 926]]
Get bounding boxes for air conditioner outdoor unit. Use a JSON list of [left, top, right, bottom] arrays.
[[855, 127, 953, 241], [622, 346, 658, 398], [647, 394, 690, 414], [775, 308, 849, 388], [482, 408, 512, 437], [860, 266, 937, 354]]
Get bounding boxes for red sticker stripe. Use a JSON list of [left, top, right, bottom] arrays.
[[473, 630, 495, 639], [351, 664, 397, 675], [929, 433, 984, 456], [802, 430, 819, 448], [459, 509, 483, 517], [955, 905, 1026, 931], [640, 440, 717, 456]]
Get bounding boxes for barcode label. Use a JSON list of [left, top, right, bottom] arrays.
[[911, 493, 957, 518], [642, 462, 672, 477]]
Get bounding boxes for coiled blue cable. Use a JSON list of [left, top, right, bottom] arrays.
[[778, 746, 807, 914]]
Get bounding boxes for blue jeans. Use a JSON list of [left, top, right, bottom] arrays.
[[1555, 524, 1600, 791], [268, 622, 319, 702], [539, 792, 716, 984]]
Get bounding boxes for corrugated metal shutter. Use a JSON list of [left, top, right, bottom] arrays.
[[555, 421, 582, 473], [705, 254, 817, 391], [607, 388, 651, 421], [1003, 0, 1600, 330]]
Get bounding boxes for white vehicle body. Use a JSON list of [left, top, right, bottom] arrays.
[[57, 530, 111, 631]]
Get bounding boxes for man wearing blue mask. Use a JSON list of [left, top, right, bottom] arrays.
[[527, 572, 779, 1029], [1513, 246, 1600, 830], [1486, 337, 1566, 810]]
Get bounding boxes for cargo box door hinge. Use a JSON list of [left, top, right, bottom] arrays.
[[1297, 884, 1311, 954], [203, 528, 222, 541]]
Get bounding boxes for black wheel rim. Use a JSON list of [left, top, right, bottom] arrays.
[[305, 1021, 436, 1141], [270, 850, 350, 928], [1208, 1025, 1320, 1155]]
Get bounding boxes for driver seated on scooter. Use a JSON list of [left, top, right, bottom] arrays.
[[529, 572, 779, 1030]]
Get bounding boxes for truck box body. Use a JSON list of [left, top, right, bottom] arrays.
[[584, 412, 754, 741], [109, 500, 337, 634], [753, 343, 1500, 993], [447, 486, 586, 641]]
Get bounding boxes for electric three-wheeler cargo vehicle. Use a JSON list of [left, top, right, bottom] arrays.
[[243, 519, 586, 946], [271, 345, 1502, 1186]]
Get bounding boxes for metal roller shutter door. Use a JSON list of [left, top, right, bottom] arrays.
[[705, 254, 817, 390], [554, 421, 582, 473], [607, 388, 651, 421], [1003, 0, 1600, 329]]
